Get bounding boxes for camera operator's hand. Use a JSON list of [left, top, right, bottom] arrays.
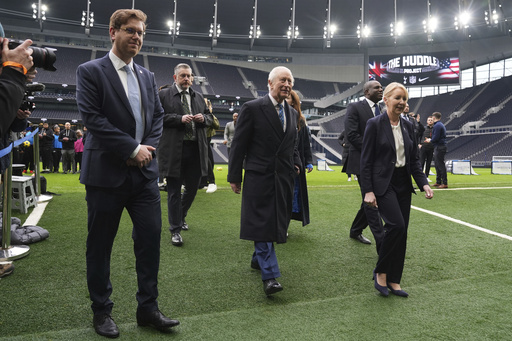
[[1, 38, 34, 74], [16, 109, 31, 120], [26, 67, 37, 83]]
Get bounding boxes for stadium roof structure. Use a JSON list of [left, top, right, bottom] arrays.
[[1, 0, 512, 53]]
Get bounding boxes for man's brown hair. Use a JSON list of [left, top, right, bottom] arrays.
[[109, 9, 147, 30]]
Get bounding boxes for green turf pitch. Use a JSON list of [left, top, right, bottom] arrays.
[[1, 166, 511, 340]]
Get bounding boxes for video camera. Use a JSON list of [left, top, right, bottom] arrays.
[[20, 83, 46, 112]]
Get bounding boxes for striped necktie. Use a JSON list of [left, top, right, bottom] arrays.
[[123, 65, 144, 143], [278, 103, 285, 130]]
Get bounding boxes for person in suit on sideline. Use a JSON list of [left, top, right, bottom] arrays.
[[228, 66, 302, 296], [360, 82, 433, 297], [157, 63, 213, 246], [223, 112, 238, 156], [76, 8, 179, 338], [344, 80, 385, 252]]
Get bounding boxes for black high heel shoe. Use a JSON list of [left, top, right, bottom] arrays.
[[387, 284, 409, 297], [373, 269, 388, 296]]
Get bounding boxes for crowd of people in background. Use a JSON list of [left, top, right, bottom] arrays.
[[12, 122, 87, 175]]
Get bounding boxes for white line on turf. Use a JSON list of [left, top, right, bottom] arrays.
[[23, 201, 49, 226], [411, 205, 512, 241]]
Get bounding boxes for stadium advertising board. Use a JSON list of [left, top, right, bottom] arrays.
[[369, 51, 459, 86]]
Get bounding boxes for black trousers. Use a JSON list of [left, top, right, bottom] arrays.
[[434, 145, 447, 185], [166, 141, 202, 233], [52, 148, 61, 172], [206, 138, 215, 184], [85, 169, 162, 315], [375, 167, 411, 284], [350, 175, 384, 253], [40, 146, 53, 170], [419, 144, 434, 176]]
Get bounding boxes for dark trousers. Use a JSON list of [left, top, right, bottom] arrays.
[[61, 149, 75, 173], [206, 138, 215, 184], [52, 148, 61, 172], [85, 169, 162, 315], [22, 146, 34, 171], [166, 141, 202, 233], [375, 167, 411, 284], [40, 146, 53, 170], [252, 242, 281, 281], [419, 145, 434, 176], [434, 145, 448, 185], [75, 152, 82, 172], [349, 175, 384, 253]]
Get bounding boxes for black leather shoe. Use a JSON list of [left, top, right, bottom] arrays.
[[181, 222, 189, 230], [136, 309, 180, 331], [93, 314, 119, 338], [350, 234, 372, 245], [251, 260, 261, 270], [263, 279, 283, 296], [171, 232, 183, 246]]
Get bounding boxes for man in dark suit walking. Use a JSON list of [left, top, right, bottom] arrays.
[[157, 63, 213, 247], [76, 9, 179, 338], [344, 80, 384, 253], [228, 66, 302, 296]]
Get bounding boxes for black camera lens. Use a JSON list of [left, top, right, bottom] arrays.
[[7, 40, 57, 72]]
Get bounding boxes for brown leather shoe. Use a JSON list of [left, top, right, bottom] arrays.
[[438, 184, 448, 189], [433, 183, 441, 187]]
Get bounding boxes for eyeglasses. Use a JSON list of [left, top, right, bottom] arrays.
[[119, 27, 146, 37]]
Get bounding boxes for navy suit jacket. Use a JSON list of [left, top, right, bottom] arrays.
[[360, 113, 428, 197], [344, 99, 375, 175], [76, 54, 164, 188]]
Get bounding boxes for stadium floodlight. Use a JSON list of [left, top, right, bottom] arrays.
[[395, 21, 403, 36], [460, 11, 471, 28], [287, 26, 299, 40], [209, 23, 221, 38], [249, 25, 261, 39], [423, 17, 438, 33], [323, 24, 336, 39], [362, 25, 370, 38], [168, 20, 180, 35]]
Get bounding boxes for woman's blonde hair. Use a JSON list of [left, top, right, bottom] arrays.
[[383, 82, 409, 102]]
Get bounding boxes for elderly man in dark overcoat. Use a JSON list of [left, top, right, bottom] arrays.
[[228, 66, 302, 296], [157, 63, 213, 246]]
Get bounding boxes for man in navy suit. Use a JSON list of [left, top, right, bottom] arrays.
[[76, 9, 178, 338], [228, 66, 302, 296], [344, 80, 385, 253]]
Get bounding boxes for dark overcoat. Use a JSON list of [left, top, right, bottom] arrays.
[[227, 95, 302, 243], [157, 85, 213, 178], [291, 119, 312, 226], [344, 99, 375, 175]]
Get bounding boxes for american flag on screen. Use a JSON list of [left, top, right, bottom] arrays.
[[438, 58, 459, 79]]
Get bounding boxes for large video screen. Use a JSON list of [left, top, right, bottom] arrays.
[[369, 51, 459, 86]]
